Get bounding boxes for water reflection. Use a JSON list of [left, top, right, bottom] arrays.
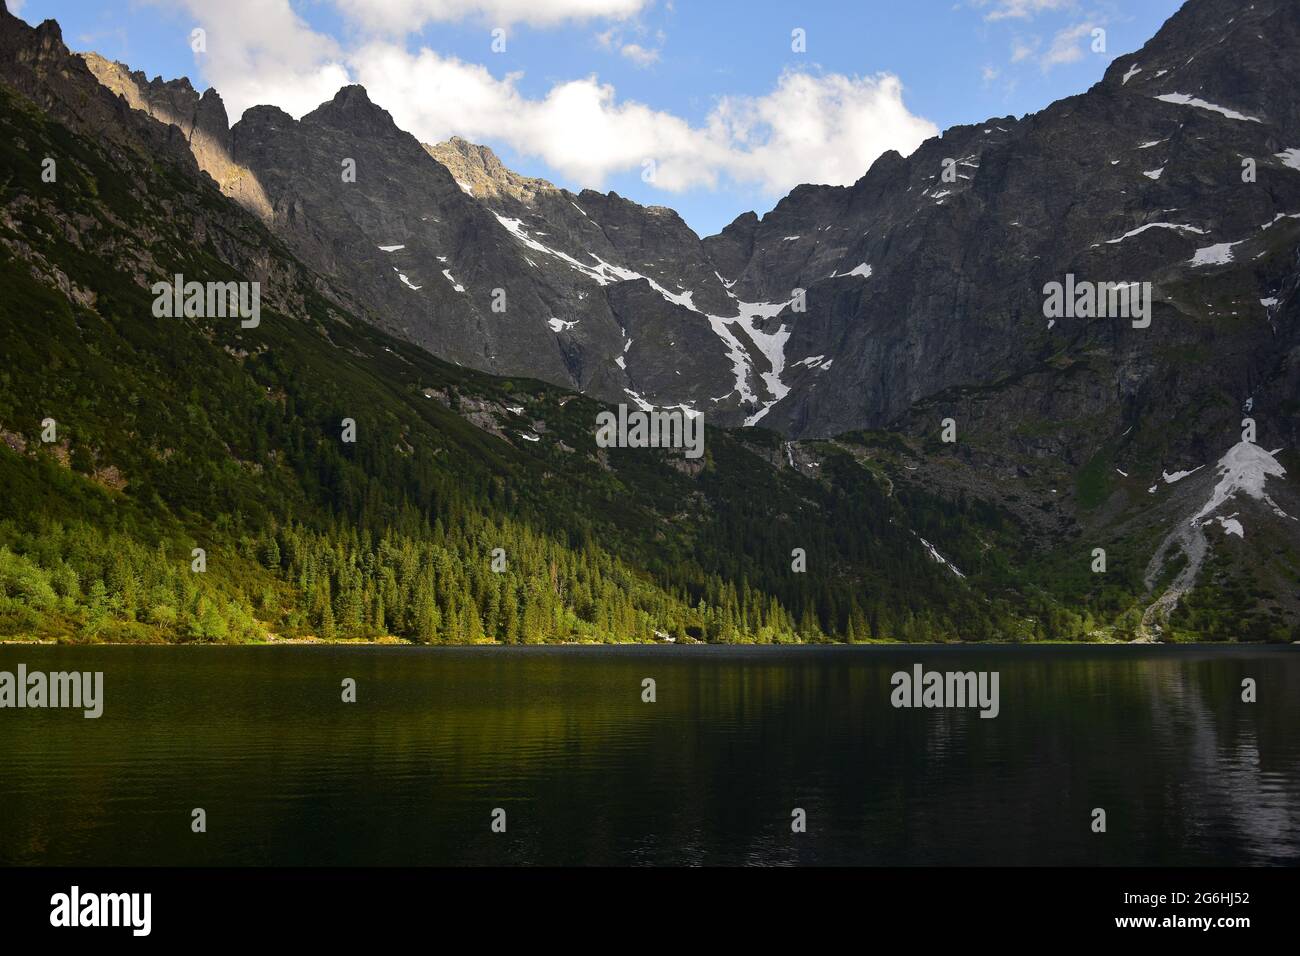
[[0, 645, 1295, 865]]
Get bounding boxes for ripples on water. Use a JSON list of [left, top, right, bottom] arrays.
[[0, 644, 1296, 865]]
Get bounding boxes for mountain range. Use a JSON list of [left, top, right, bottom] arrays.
[[0, 0, 1297, 644]]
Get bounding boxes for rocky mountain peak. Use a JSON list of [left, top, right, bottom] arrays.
[[0, 4, 62, 57], [423, 136, 557, 204], [81, 53, 206, 126], [0, 9, 200, 172], [79, 51, 272, 221], [0, 8, 65, 77], [1100, 0, 1299, 133], [238, 104, 296, 128], [303, 84, 403, 138]]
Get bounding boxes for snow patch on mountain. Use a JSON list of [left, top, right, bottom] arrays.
[[495, 214, 598, 275], [587, 253, 697, 310], [740, 300, 795, 424], [1154, 93, 1261, 122], [1105, 222, 1206, 244], [830, 262, 873, 279], [1163, 465, 1203, 484], [707, 299, 785, 418], [1262, 212, 1300, 230], [1212, 515, 1244, 538], [1190, 241, 1241, 267], [394, 268, 421, 291], [493, 209, 804, 424], [493, 213, 703, 311], [1140, 441, 1286, 636], [1192, 442, 1291, 524], [623, 389, 654, 411]]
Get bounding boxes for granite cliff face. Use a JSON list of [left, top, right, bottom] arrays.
[[68, 0, 1295, 462], [80, 53, 273, 220], [714, 0, 1300, 453], [0, 16, 196, 171], [220, 85, 764, 423]]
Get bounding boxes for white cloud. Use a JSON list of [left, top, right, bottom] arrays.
[[1004, 22, 1102, 73], [596, 25, 663, 69], [619, 42, 660, 67], [333, 0, 649, 32], [166, 0, 936, 198], [1010, 37, 1039, 63], [706, 71, 938, 194], [174, 0, 351, 118], [358, 50, 935, 193], [976, 0, 1075, 21], [1039, 21, 1098, 70], [5, 0, 26, 14]]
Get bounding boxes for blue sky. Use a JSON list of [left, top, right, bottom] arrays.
[[11, 0, 1185, 235]]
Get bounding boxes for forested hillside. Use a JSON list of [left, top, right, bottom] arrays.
[[0, 66, 1122, 645]]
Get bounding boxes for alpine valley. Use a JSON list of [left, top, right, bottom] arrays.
[[1, 0, 1298, 646]]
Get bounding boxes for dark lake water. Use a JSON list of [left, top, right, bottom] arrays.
[[1, 644, 1297, 866]]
